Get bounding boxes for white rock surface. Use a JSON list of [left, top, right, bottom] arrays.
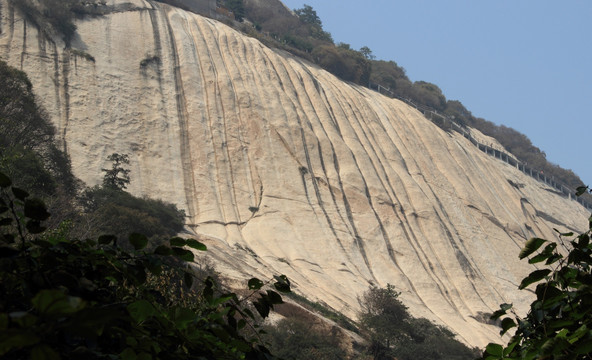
[[1, 0, 589, 347]]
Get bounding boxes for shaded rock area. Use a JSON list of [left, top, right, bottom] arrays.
[[0, 0, 589, 347]]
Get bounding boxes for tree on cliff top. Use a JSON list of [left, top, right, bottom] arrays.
[[223, 0, 246, 22], [294, 4, 333, 42]]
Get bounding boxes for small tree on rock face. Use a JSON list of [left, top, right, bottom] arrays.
[[359, 284, 409, 355], [101, 153, 130, 190]]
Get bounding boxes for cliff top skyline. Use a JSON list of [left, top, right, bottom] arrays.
[[283, 0, 592, 186]]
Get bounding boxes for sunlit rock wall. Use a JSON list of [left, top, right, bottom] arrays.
[[1, 0, 589, 347]]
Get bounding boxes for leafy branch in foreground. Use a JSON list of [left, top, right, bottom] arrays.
[[482, 186, 592, 360], [0, 171, 290, 359]]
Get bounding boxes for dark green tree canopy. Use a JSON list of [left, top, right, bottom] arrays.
[[0, 170, 291, 359], [223, 0, 245, 21], [101, 153, 131, 190], [0, 60, 55, 152], [294, 4, 332, 42], [294, 4, 322, 27], [359, 284, 478, 360], [360, 46, 376, 60], [0, 60, 76, 228]]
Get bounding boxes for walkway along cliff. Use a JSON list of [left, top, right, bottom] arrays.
[[369, 83, 592, 212], [1, 0, 590, 348]]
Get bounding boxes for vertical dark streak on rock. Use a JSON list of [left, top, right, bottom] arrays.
[[191, 17, 241, 225], [19, 17, 25, 69], [348, 97, 462, 311], [0, 1, 3, 36], [7, 4, 15, 52], [258, 55, 320, 222], [317, 89, 377, 280], [37, 34, 46, 62], [275, 61, 346, 254], [159, 4, 197, 219], [147, 3, 164, 82], [230, 42, 269, 209], [49, 41, 63, 148], [187, 18, 229, 224], [298, 68, 354, 237], [325, 83, 437, 308], [409, 124, 510, 305], [214, 29, 245, 223], [426, 183, 504, 305], [292, 72, 368, 272], [368, 101, 503, 312], [61, 51, 70, 154], [299, 164, 311, 200], [238, 41, 261, 209], [320, 99, 384, 279], [315, 141, 354, 246]]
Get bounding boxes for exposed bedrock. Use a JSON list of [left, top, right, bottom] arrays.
[[1, 0, 589, 347]]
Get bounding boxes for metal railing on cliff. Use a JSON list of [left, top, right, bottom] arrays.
[[368, 82, 592, 211]]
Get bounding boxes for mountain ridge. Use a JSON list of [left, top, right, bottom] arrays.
[[0, 0, 589, 347]]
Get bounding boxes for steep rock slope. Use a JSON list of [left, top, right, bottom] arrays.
[[1, 0, 589, 347]]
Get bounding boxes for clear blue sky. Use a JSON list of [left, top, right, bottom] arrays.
[[281, 0, 592, 186]]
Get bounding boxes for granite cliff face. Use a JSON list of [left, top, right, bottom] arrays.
[[1, 0, 589, 347]]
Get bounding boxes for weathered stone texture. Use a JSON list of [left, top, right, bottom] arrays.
[[1, 0, 588, 347]]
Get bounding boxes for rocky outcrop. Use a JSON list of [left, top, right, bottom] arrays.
[[1, 0, 589, 347]]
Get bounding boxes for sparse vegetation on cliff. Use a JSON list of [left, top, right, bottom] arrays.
[[9, 0, 92, 44], [0, 60, 291, 359], [8, 0, 590, 194], [241, 3, 588, 195], [0, 170, 291, 358], [0, 59, 78, 229], [358, 285, 479, 360], [2, 2, 588, 358]]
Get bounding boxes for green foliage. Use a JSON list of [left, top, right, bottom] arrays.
[[292, 4, 332, 42], [80, 185, 185, 245], [358, 284, 409, 350], [482, 188, 592, 360], [285, 292, 358, 333], [223, 0, 246, 22], [80, 152, 185, 247], [101, 153, 131, 190], [0, 59, 77, 229], [0, 60, 56, 154], [412, 81, 447, 111], [294, 5, 322, 28], [265, 317, 346, 360], [1, 147, 56, 197], [0, 171, 290, 359], [359, 284, 478, 360], [312, 45, 371, 85], [360, 46, 375, 60], [369, 60, 408, 91], [9, 0, 83, 44]]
